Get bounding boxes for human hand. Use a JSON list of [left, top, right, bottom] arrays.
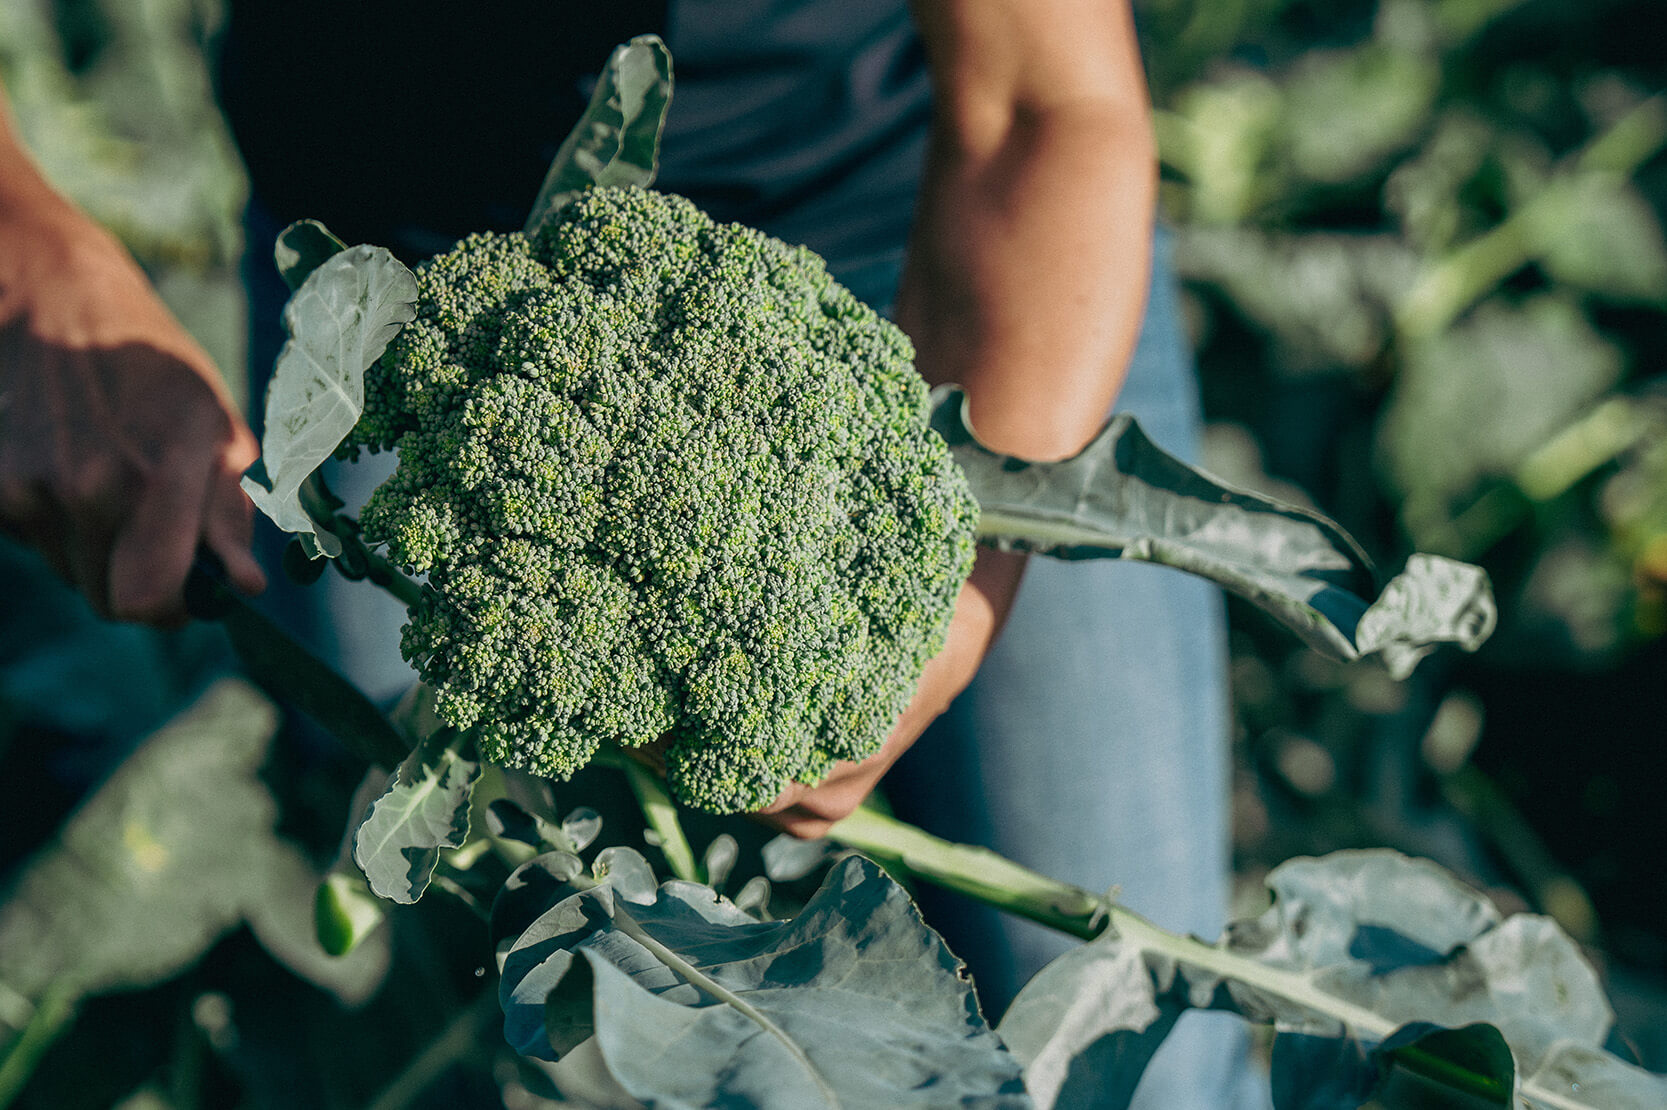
[[0, 201, 266, 622], [758, 547, 1025, 838]]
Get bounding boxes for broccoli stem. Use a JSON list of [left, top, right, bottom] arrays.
[[825, 805, 1112, 941], [298, 473, 426, 609], [597, 748, 703, 883]]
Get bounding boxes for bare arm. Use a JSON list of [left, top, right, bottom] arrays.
[[762, 0, 1156, 835], [0, 82, 265, 622], [899, 0, 1156, 460]]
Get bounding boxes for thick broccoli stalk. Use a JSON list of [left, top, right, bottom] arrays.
[[341, 187, 979, 813]]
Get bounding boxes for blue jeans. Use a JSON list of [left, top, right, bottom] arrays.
[[876, 229, 1263, 1108]]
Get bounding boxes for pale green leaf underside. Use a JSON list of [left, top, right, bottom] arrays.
[[352, 728, 480, 905], [241, 245, 417, 557], [524, 34, 673, 237], [999, 850, 1665, 1110], [933, 387, 1495, 676]]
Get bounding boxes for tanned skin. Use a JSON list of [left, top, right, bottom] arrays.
[[762, 0, 1157, 835]]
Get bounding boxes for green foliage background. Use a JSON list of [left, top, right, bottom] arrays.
[[1136, 0, 1667, 1064], [2, 0, 1665, 1103]]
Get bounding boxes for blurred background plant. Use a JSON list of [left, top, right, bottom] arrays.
[[1140, 0, 1667, 1066], [1, 0, 1664, 1105]]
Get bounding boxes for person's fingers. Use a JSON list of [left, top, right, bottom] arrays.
[[106, 448, 218, 624], [0, 481, 78, 586], [58, 453, 137, 616], [757, 759, 888, 837], [202, 464, 266, 597], [0, 479, 46, 547], [221, 418, 262, 476], [64, 514, 120, 616]]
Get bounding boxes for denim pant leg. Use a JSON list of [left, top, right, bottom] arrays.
[[885, 229, 1262, 1108]]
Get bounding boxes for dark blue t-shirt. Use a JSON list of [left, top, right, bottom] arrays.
[[217, 1, 929, 290]]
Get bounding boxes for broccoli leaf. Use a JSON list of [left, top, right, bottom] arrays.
[[524, 34, 673, 237], [241, 244, 417, 558], [351, 727, 480, 904], [997, 850, 1666, 1110], [492, 855, 1031, 1109], [931, 387, 1495, 676], [273, 217, 347, 292]]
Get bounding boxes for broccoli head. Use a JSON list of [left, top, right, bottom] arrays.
[[342, 186, 979, 813]]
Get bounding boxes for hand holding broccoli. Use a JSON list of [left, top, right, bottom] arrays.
[[0, 91, 266, 620]]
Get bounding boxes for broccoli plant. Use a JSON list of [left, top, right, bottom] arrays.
[[342, 187, 977, 813], [195, 33, 1667, 1110], [243, 139, 1490, 818]]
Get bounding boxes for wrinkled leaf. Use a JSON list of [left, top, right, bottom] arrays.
[[494, 856, 1031, 1108], [352, 728, 481, 904], [934, 388, 1495, 676], [240, 245, 417, 557], [524, 35, 673, 237], [1353, 554, 1497, 677], [998, 850, 1666, 1110]]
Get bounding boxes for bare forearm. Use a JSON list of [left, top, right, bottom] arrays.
[[899, 0, 1157, 461], [0, 85, 77, 226]]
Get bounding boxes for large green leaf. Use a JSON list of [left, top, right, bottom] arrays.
[[0, 680, 390, 1019], [493, 854, 1031, 1109], [933, 387, 1495, 677], [240, 244, 417, 557], [997, 850, 1667, 1110], [351, 727, 481, 904], [523, 35, 674, 238]]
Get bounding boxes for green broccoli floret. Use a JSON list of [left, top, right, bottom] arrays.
[[343, 186, 979, 813]]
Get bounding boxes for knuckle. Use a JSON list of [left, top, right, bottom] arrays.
[[60, 457, 123, 507]]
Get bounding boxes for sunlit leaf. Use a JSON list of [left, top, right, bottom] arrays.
[[352, 728, 481, 904], [1378, 296, 1624, 547], [1282, 45, 1438, 185], [240, 245, 417, 557], [935, 388, 1494, 675], [0, 680, 387, 1010], [0, 680, 280, 1000], [312, 871, 386, 958], [524, 35, 673, 237]]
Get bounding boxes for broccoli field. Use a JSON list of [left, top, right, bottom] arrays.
[[5, 5, 1667, 1109]]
